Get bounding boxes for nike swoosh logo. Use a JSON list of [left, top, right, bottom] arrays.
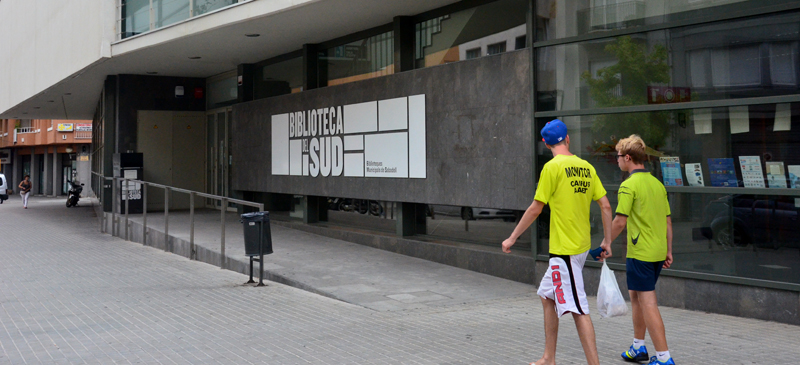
[[632, 233, 640, 245]]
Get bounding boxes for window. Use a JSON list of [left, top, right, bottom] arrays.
[[206, 72, 238, 109], [710, 46, 761, 87], [515, 35, 527, 50], [487, 42, 507, 55], [318, 31, 394, 87], [465, 48, 481, 59], [119, 0, 239, 39], [537, 0, 789, 41], [253, 56, 303, 99], [535, 104, 800, 283], [153, 0, 190, 28], [415, 0, 528, 68], [770, 42, 798, 86], [120, 0, 151, 38], [424, 205, 528, 249], [537, 11, 800, 112]]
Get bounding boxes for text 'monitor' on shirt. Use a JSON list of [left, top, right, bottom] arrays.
[[534, 154, 607, 256]]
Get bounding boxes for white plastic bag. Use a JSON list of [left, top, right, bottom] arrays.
[[597, 261, 628, 318]]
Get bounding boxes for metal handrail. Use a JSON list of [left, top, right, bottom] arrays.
[[91, 172, 264, 268]]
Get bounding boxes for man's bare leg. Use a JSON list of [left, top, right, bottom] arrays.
[[572, 313, 600, 365], [531, 297, 558, 365], [637, 291, 668, 352], [629, 291, 647, 340]]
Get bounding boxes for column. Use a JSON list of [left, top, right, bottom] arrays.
[[53, 149, 59, 196], [392, 16, 415, 73], [237, 63, 255, 103], [302, 43, 320, 91], [303, 195, 328, 224], [30, 148, 37, 195], [43, 148, 50, 196], [396, 202, 427, 237], [12, 149, 20, 192]]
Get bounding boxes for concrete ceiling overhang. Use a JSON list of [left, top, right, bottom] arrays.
[[1, 0, 461, 120]]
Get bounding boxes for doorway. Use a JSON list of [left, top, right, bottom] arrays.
[[206, 108, 234, 210]]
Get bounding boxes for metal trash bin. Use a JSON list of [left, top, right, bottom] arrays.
[[241, 211, 273, 256], [240, 211, 272, 286]]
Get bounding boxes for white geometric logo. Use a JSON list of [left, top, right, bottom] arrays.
[[271, 94, 426, 179]]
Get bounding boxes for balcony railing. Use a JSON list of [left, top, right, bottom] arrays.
[[13, 127, 39, 143], [117, 0, 244, 40]]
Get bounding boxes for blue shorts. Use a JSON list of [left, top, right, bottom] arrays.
[[626, 258, 664, 292]]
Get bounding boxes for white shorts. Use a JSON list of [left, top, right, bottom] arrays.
[[537, 251, 589, 317]]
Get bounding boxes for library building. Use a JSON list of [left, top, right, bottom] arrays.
[[2, 0, 798, 324]]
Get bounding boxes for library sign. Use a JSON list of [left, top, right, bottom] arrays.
[[271, 95, 427, 179]]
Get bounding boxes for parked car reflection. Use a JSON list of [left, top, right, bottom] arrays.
[[700, 195, 799, 249], [429, 205, 518, 221]]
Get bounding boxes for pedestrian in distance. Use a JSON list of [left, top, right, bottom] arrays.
[[502, 119, 613, 365], [600, 134, 676, 365], [18, 175, 32, 209]]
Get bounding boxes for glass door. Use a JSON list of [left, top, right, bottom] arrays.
[[206, 108, 234, 210]]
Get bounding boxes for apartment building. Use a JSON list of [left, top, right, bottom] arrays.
[[0, 119, 92, 196]]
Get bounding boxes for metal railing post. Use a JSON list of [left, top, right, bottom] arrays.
[[189, 191, 195, 260], [101, 176, 107, 234], [142, 183, 148, 246], [164, 188, 170, 252], [220, 197, 227, 269], [149, 0, 154, 30], [112, 177, 118, 237], [125, 179, 130, 241]]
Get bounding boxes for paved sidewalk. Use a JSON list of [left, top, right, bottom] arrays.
[[117, 206, 533, 312], [1, 196, 798, 364]]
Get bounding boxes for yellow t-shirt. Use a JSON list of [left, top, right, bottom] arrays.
[[615, 170, 671, 262], [534, 154, 607, 255]]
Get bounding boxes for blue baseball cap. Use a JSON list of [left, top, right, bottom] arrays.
[[541, 119, 568, 145]]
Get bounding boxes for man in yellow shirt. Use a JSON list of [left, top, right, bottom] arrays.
[[601, 134, 676, 365], [503, 119, 613, 365]]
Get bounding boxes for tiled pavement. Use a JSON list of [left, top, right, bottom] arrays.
[[1, 196, 798, 364]]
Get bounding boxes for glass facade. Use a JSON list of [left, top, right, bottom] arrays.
[[318, 31, 394, 87], [537, 11, 800, 112], [193, 0, 237, 17], [535, 105, 800, 283], [325, 199, 397, 234], [121, 0, 151, 38], [425, 205, 529, 249], [206, 73, 238, 109], [253, 56, 303, 99], [415, 0, 528, 68], [535, 0, 794, 42], [119, 0, 239, 39], [534, 7, 800, 286]]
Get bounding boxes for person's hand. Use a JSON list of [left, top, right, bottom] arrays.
[[501, 237, 516, 253], [663, 251, 673, 269], [599, 239, 612, 260]]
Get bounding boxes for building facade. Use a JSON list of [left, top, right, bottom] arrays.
[[0, 119, 92, 197], [1, 0, 798, 324]]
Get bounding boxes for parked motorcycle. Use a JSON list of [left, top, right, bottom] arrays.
[[66, 180, 84, 207], [327, 197, 384, 216]]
